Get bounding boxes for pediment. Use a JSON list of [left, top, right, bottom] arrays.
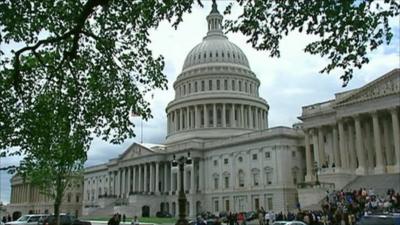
[[335, 69, 400, 107], [119, 143, 155, 161]]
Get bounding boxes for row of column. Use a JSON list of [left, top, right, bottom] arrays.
[[109, 159, 204, 198], [305, 107, 400, 179], [167, 104, 268, 133], [11, 184, 28, 203]]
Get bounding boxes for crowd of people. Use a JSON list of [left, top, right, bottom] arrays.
[[251, 187, 400, 225], [1, 215, 12, 224]]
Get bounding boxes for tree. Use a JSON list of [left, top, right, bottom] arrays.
[[0, 0, 398, 219], [224, 0, 399, 86]]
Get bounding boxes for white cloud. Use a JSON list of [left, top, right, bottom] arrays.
[[1, 2, 399, 204]]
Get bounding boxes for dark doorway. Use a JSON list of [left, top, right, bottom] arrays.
[[142, 205, 150, 217]]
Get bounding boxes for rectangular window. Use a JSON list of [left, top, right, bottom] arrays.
[[224, 80, 228, 90], [214, 178, 219, 189], [224, 177, 229, 188], [217, 80, 220, 90], [201, 81, 205, 91], [195, 82, 198, 92], [239, 81, 242, 91], [214, 160, 218, 166], [252, 154, 258, 160], [267, 197, 273, 210], [215, 200, 219, 212], [265, 152, 271, 159], [224, 158, 229, 164], [183, 85, 186, 95], [188, 83, 191, 93], [232, 80, 235, 90], [209, 80, 212, 90]]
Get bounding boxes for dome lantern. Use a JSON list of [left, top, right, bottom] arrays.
[[206, 0, 224, 37]]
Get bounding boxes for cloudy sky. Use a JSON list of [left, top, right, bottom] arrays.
[[1, 1, 399, 204]]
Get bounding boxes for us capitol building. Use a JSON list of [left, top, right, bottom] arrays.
[[6, 1, 400, 218], [83, 2, 305, 217]]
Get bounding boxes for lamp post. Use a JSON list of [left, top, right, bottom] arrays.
[[172, 152, 192, 225]]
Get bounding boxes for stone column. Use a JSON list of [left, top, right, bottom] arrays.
[[222, 104, 226, 127], [311, 129, 320, 167], [354, 115, 366, 174], [195, 105, 199, 129], [213, 104, 217, 127], [317, 127, 326, 165], [164, 163, 168, 193], [338, 120, 348, 169], [179, 109, 183, 130], [332, 125, 340, 167], [231, 104, 236, 128], [383, 118, 392, 165], [199, 159, 204, 191], [174, 110, 178, 132], [138, 165, 142, 192], [155, 162, 160, 194], [304, 129, 313, 181], [132, 166, 136, 192], [148, 162, 154, 193], [372, 111, 385, 173], [254, 107, 260, 129], [186, 107, 190, 129], [177, 168, 181, 192], [390, 108, 400, 170], [348, 122, 357, 169], [240, 104, 244, 128], [204, 104, 208, 128], [122, 168, 126, 197], [249, 106, 253, 129], [144, 163, 148, 192], [170, 164, 174, 193], [116, 169, 121, 197], [191, 163, 196, 194]]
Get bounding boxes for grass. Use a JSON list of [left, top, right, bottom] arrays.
[[79, 216, 176, 224]]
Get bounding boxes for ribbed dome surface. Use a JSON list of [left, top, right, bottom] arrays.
[[182, 36, 250, 71]]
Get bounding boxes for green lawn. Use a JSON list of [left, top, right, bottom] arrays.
[[79, 216, 176, 224]]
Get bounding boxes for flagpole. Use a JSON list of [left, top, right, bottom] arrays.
[[141, 118, 143, 144]]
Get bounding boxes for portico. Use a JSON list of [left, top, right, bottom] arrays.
[[300, 69, 400, 184]]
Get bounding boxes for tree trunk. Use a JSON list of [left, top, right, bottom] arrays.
[[53, 176, 64, 225]]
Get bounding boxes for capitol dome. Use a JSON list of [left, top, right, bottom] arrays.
[[182, 35, 250, 71], [165, 1, 269, 144]]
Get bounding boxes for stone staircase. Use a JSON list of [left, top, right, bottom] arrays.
[[343, 173, 400, 196], [87, 203, 115, 217]]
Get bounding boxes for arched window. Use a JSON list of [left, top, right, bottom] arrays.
[[238, 170, 245, 187]]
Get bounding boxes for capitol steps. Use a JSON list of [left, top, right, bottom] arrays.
[[342, 173, 400, 196]]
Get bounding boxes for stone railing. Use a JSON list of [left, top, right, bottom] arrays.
[[302, 100, 334, 115], [297, 181, 335, 190]]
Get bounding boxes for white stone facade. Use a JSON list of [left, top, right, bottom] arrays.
[[82, 3, 305, 217], [299, 68, 400, 189], [7, 176, 83, 218]]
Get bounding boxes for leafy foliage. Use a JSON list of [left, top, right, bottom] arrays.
[[224, 0, 399, 86], [0, 0, 198, 217], [0, 0, 398, 216]]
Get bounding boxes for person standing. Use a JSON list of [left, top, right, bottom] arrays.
[[131, 216, 139, 225], [122, 214, 126, 224], [108, 214, 119, 225]]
